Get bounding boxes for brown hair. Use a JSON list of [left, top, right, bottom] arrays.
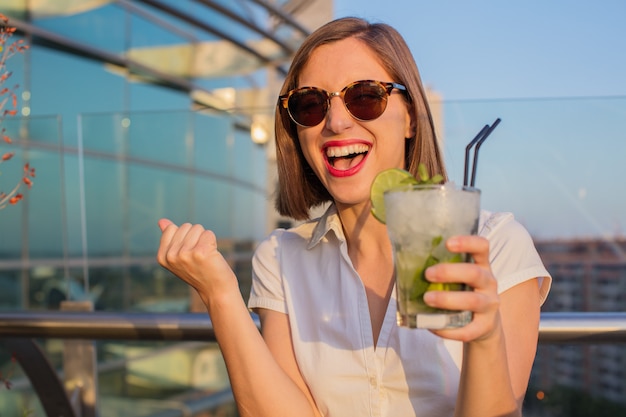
[[274, 17, 446, 220]]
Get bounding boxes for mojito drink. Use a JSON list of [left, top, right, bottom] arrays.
[[384, 184, 480, 329]]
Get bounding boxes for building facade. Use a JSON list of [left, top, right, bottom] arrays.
[[0, 2, 331, 415], [531, 238, 626, 410], [0, 1, 331, 313]]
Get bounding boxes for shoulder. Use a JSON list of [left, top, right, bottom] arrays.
[[255, 221, 317, 251], [478, 210, 535, 252], [479, 211, 523, 237], [253, 219, 324, 265], [478, 210, 552, 302]]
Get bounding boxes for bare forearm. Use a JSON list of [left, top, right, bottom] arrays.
[[205, 289, 317, 417], [455, 321, 520, 417], [157, 221, 316, 415]]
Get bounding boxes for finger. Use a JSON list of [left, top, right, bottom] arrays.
[[425, 262, 494, 292], [179, 224, 208, 253], [157, 221, 179, 266], [158, 222, 192, 267], [423, 287, 495, 314], [446, 235, 490, 266], [158, 218, 175, 232], [430, 320, 484, 342], [193, 230, 232, 273], [429, 307, 503, 342], [167, 222, 193, 249], [196, 228, 218, 254]]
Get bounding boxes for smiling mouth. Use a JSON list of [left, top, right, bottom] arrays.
[[325, 143, 370, 171]]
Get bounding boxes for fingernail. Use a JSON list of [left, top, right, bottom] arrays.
[[447, 237, 460, 249], [424, 267, 434, 281]]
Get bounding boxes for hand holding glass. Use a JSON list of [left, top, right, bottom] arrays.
[[384, 184, 480, 329]]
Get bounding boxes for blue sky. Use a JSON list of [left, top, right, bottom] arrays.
[[6, 2, 624, 240], [334, 0, 626, 101], [333, 1, 626, 240]]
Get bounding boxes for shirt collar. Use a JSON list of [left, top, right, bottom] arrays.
[[307, 204, 345, 249]]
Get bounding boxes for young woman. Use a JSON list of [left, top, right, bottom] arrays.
[[157, 17, 551, 417]]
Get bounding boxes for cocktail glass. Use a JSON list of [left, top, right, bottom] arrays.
[[384, 183, 480, 329]]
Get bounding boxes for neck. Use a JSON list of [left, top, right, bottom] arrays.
[[335, 201, 395, 347], [336, 202, 390, 256]]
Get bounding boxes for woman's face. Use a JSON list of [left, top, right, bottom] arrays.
[[296, 37, 414, 211]]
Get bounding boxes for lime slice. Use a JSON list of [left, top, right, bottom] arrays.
[[426, 282, 447, 292], [370, 168, 417, 223], [426, 282, 466, 292]]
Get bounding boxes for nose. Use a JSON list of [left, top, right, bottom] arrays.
[[324, 95, 353, 132]]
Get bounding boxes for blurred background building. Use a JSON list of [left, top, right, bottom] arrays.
[[0, 1, 333, 415], [0, 0, 333, 315], [528, 238, 626, 415]]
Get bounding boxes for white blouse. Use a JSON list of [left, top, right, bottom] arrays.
[[248, 206, 551, 417]]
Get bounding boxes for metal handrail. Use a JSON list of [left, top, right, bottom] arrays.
[[1, 311, 624, 417], [0, 311, 625, 344], [537, 312, 626, 343]]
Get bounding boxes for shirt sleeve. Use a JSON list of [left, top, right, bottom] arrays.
[[479, 211, 552, 305], [247, 229, 289, 314]]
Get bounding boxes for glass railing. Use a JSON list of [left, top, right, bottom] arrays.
[[434, 96, 626, 241], [436, 96, 626, 417], [0, 109, 268, 312], [2, 96, 625, 416], [0, 311, 625, 416], [0, 109, 269, 415]]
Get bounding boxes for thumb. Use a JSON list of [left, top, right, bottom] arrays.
[[158, 218, 175, 232]]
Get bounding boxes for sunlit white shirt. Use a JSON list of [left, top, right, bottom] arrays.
[[248, 205, 551, 417]]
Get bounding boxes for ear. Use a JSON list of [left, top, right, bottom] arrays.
[[405, 110, 417, 139]]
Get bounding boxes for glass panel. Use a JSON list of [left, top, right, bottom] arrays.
[[436, 97, 626, 416], [193, 177, 233, 238], [194, 113, 234, 176], [128, 110, 193, 164], [31, 50, 126, 150], [77, 109, 266, 310], [439, 97, 626, 239], [0, 116, 65, 310]]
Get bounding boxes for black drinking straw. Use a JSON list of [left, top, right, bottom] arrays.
[[464, 125, 489, 187], [463, 118, 501, 187]]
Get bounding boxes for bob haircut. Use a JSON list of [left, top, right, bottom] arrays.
[[274, 17, 446, 221]]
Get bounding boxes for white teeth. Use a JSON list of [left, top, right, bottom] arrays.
[[326, 144, 369, 158]]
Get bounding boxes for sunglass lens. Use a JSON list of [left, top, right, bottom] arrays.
[[344, 82, 387, 121], [288, 89, 327, 127]]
